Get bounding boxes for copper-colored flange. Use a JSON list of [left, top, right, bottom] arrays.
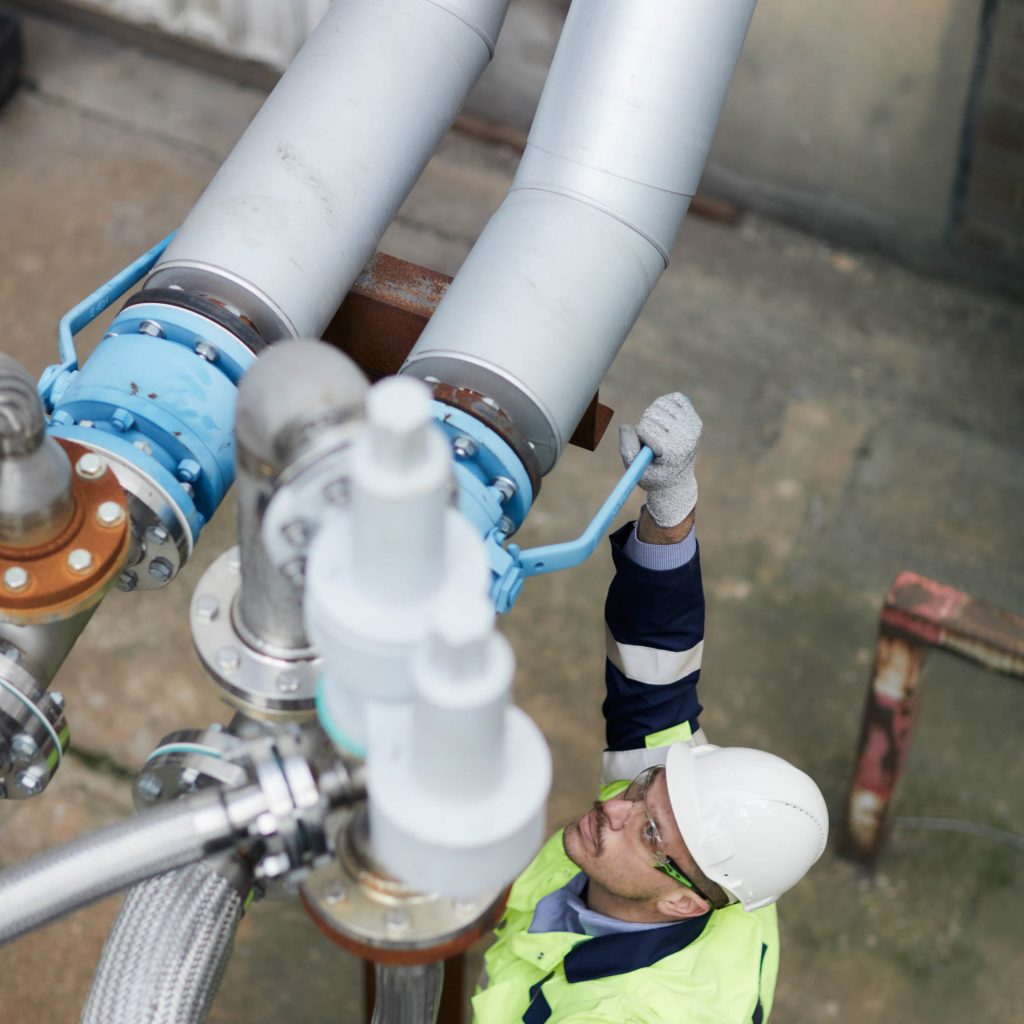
[[0, 440, 130, 623], [300, 879, 508, 967]]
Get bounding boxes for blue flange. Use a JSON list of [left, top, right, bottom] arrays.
[[41, 237, 257, 555], [431, 401, 534, 537], [430, 399, 654, 613]]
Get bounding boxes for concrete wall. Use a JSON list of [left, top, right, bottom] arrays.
[[23, 0, 987, 248], [959, 0, 1024, 261], [704, 0, 984, 241], [474, 0, 987, 244]]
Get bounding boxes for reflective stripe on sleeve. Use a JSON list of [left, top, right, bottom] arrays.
[[605, 632, 703, 686]]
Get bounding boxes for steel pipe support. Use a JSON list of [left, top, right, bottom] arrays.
[[148, 0, 512, 341], [403, 0, 757, 473]]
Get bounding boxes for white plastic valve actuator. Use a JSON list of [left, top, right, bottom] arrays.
[[370, 590, 551, 901], [304, 376, 487, 754]]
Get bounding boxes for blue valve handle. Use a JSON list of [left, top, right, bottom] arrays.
[[516, 445, 655, 577], [40, 232, 176, 403]]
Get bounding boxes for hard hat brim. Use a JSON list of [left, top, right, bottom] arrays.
[[664, 741, 716, 878]]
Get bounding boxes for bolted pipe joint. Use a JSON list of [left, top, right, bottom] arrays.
[[0, 354, 73, 549]]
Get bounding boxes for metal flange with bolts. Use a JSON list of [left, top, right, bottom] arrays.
[[0, 441, 130, 624], [302, 807, 509, 966], [191, 547, 321, 719], [134, 721, 362, 890], [0, 642, 68, 799]]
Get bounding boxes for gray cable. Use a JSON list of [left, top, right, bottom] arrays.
[[82, 862, 248, 1024], [0, 793, 234, 947], [894, 816, 1024, 852]]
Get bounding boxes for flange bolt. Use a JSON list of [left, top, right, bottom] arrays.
[[15, 769, 44, 796], [96, 501, 125, 527], [67, 548, 94, 574], [75, 452, 106, 479], [11, 733, 38, 762], [136, 772, 163, 802], [138, 320, 164, 338], [117, 569, 139, 593], [452, 435, 477, 459], [148, 558, 173, 584], [110, 408, 135, 433], [3, 566, 29, 592]]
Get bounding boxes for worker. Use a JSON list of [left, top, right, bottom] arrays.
[[472, 393, 829, 1024]]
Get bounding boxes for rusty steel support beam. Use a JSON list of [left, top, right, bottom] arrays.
[[322, 252, 613, 453], [843, 571, 1024, 863]]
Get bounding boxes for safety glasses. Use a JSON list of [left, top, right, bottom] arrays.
[[621, 765, 713, 904]]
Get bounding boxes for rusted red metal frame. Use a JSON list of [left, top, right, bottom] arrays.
[[322, 251, 614, 452], [843, 570, 1024, 863]]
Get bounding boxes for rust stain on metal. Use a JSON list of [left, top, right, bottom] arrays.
[[431, 382, 542, 500], [843, 633, 927, 861], [323, 251, 612, 452], [881, 571, 1024, 676]]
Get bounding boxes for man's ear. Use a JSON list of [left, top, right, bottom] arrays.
[[655, 888, 709, 920]]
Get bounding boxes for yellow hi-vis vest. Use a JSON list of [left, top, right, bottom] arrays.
[[472, 831, 779, 1024]]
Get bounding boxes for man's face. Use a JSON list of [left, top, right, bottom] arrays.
[[562, 768, 702, 907]]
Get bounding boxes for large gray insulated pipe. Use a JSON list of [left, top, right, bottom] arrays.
[[147, 0, 511, 342], [402, 0, 758, 473]]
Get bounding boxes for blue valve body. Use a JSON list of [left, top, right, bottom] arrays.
[[41, 236, 257, 549], [48, 305, 255, 535]]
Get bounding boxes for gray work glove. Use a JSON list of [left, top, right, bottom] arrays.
[[619, 393, 702, 527]]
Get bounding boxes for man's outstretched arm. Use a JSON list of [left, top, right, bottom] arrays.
[[601, 394, 707, 790]]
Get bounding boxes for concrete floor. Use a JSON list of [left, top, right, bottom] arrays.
[[1, 10, 1023, 1024]]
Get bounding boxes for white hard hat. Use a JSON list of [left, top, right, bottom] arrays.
[[665, 743, 829, 911]]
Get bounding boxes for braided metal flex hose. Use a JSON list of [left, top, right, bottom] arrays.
[[0, 791, 240, 947], [82, 862, 247, 1024]]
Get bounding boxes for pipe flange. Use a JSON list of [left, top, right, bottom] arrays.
[[0, 643, 68, 799], [259, 434, 360, 581], [301, 808, 507, 966], [146, 261, 297, 344], [72, 439, 194, 593], [431, 383, 542, 500], [0, 440, 130, 623], [119, 288, 267, 358], [134, 725, 250, 810], [191, 547, 320, 719]]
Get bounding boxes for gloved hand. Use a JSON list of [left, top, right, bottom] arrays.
[[619, 393, 702, 527]]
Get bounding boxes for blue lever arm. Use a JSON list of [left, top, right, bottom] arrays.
[[40, 231, 176, 404], [516, 445, 655, 578]]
